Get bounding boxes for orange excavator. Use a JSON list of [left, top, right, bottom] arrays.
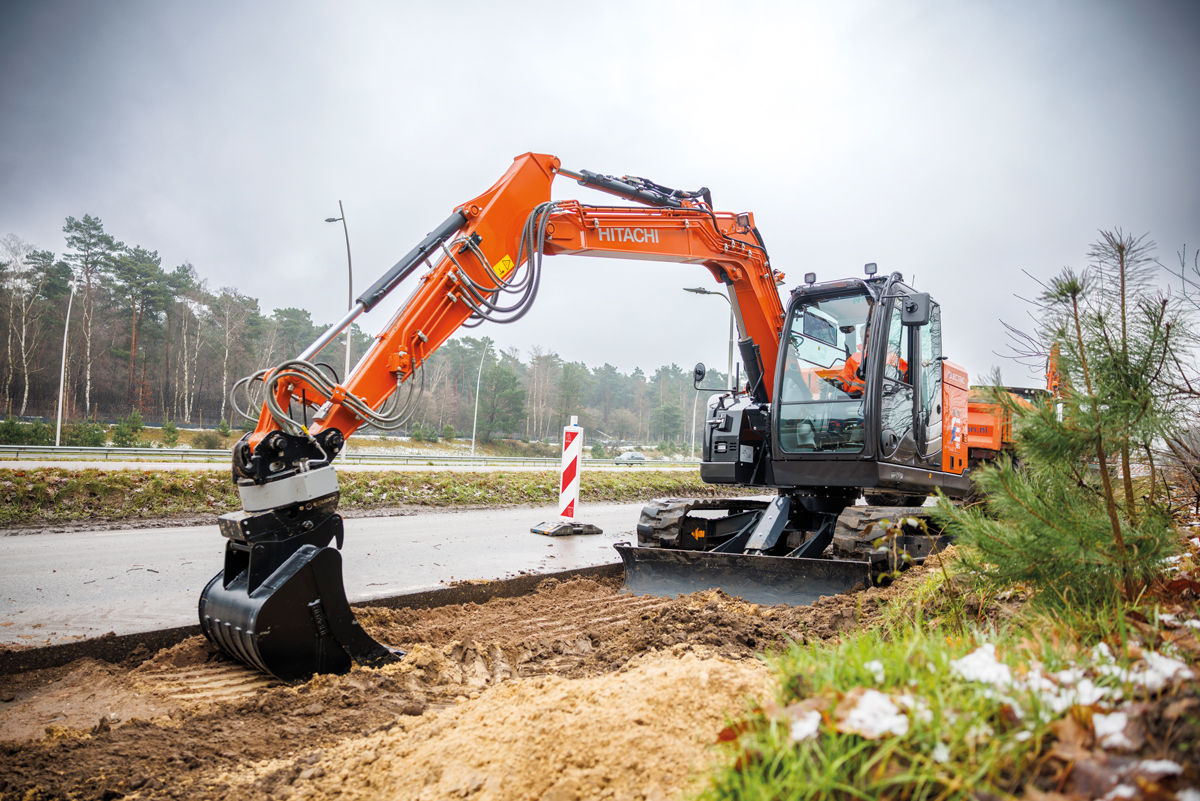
[[200, 153, 985, 679]]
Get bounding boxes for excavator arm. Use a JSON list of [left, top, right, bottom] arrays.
[[203, 153, 786, 679], [234, 152, 784, 479]]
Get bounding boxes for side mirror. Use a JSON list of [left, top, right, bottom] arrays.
[[693, 362, 707, 388], [901, 292, 931, 326]]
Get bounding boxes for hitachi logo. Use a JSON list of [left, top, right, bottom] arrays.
[[596, 226, 659, 244]]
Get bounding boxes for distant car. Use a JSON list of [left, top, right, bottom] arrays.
[[614, 452, 647, 465]]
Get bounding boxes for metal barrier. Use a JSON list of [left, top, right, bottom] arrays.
[[0, 444, 697, 468]]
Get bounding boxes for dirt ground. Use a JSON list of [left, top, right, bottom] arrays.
[[0, 569, 921, 801]]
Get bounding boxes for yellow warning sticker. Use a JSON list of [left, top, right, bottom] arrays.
[[494, 254, 516, 280]]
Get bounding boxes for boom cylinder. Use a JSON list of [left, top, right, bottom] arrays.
[[357, 210, 468, 312]]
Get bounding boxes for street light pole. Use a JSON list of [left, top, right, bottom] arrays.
[[55, 282, 75, 447], [691, 389, 700, 460], [683, 286, 739, 461], [324, 201, 353, 381], [682, 287, 736, 391], [470, 341, 490, 456]]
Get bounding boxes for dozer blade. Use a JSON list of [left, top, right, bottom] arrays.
[[614, 544, 872, 607], [199, 544, 399, 681]]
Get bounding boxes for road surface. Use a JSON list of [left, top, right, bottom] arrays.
[[0, 503, 645, 647]]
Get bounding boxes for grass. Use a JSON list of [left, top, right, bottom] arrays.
[[699, 538, 1200, 801], [704, 627, 1051, 799], [0, 467, 754, 525]]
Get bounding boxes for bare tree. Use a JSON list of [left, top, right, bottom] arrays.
[[62, 215, 122, 417], [208, 288, 259, 424], [0, 235, 34, 413]]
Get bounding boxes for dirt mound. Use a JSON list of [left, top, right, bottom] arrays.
[[213, 650, 772, 801]]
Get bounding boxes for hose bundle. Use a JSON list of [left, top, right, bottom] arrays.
[[230, 203, 555, 434], [447, 201, 557, 327]]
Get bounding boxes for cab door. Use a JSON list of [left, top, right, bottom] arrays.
[[917, 303, 943, 466], [878, 295, 917, 463]]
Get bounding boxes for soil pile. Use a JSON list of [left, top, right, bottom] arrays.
[[0, 568, 935, 800], [214, 651, 770, 801]]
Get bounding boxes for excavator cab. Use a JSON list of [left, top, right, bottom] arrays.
[[618, 271, 969, 604]]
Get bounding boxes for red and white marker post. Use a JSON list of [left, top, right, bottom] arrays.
[[530, 415, 602, 537], [559, 415, 583, 518]]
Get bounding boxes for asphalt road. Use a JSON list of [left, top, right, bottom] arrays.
[[0, 502, 645, 647]]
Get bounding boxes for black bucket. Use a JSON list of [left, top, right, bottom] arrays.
[[199, 498, 399, 681], [614, 543, 872, 607], [200, 545, 397, 681]]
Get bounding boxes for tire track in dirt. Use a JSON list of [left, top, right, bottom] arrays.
[[137, 663, 281, 704]]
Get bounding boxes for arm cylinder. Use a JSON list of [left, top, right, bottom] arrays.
[[558, 168, 685, 209]]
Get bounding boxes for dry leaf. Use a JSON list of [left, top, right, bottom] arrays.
[[1049, 714, 1093, 761], [1064, 755, 1119, 799], [1020, 785, 1075, 801], [1161, 631, 1200, 658], [1163, 577, 1200, 595], [1162, 697, 1199, 721]]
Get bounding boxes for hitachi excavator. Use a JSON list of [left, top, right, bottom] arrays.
[[199, 153, 979, 680]]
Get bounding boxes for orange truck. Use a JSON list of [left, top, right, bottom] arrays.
[[966, 386, 1043, 466], [966, 349, 1058, 465]]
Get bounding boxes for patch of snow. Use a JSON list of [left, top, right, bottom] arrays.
[[864, 659, 885, 684], [1185, 619, 1200, 631], [951, 646, 1130, 719], [1092, 647, 1191, 693], [895, 693, 933, 724], [931, 742, 950, 763], [839, 689, 909, 738], [1158, 612, 1180, 626], [1132, 759, 1182, 777], [950, 644, 1013, 687], [1033, 668, 1114, 713], [1176, 789, 1200, 801], [1053, 667, 1088, 684], [1013, 730, 1033, 742], [1103, 785, 1137, 800], [964, 722, 994, 745], [788, 709, 821, 742], [1093, 712, 1135, 750], [1135, 651, 1193, 692]]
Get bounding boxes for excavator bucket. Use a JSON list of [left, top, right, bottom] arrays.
[[200, 546, 398, 681], [614, 544, 872, 607], [199, 495, 399, 681]]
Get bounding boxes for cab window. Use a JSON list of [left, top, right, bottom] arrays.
[[778, 292, 872, 453]]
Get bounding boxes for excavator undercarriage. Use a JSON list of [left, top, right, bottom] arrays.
[[620, 496, 951, 606]]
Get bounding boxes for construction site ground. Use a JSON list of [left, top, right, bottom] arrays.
[[0, 568, 921, 801]]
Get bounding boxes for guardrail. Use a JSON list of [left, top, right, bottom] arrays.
[[0, 444, 698, 469]]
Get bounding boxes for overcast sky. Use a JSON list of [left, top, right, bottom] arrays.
[[2, 1, 1197, 386]]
